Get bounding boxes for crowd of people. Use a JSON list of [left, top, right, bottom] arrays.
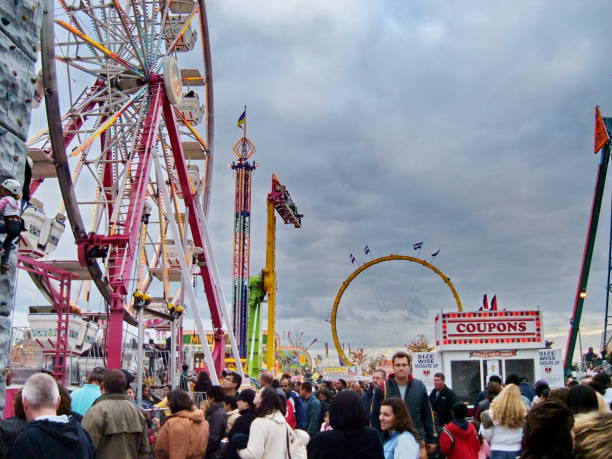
[[0, 350, 610, 458]]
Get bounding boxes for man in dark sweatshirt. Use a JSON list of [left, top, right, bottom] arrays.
[[10, 373, 94, 459], [371, 351, 436, 455], [429, 372, 458, 428]]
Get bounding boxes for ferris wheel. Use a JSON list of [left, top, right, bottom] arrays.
[[21, 0, 240, 377], [330, 254, 463, 365]]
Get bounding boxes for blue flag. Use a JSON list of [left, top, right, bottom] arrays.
[[364, 245, 370, 255], [413, 242, 423, 250], [432, 249, 440, 257], [236, 109, 246, 128], [349, 254, 356, 264]]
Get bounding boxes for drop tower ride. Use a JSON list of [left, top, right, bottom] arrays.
[[231, 110, 257, 358]]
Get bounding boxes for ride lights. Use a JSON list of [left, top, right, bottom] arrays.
[[167, 302, 175, 311], [133, 289, 152, 309]]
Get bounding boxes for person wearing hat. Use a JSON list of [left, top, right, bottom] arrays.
[[0, 178, 23, 274], [223, 389, 256, 459]]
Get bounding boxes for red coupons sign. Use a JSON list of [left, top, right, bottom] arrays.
[[435, 310, 543, 347]]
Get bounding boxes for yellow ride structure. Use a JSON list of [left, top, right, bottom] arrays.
[[330, 254, 463, 365]]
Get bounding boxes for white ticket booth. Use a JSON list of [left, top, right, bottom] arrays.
[[417, 309, 564, 404]]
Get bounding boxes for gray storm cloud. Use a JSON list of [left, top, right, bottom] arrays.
[[15, 0, 612, 357]]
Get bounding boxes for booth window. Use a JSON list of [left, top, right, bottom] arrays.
[[505, 359, 534, 383], [451, 360, 481, 403]]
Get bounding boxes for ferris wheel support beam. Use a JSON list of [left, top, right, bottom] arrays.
[[163, 98, 243, 376], [152, 152, 219, 384]]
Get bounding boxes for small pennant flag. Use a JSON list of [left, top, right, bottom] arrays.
[[594, 106, 610, 153], [325, 342, 329, 357], [236, 108, 246, 128], [350, 254, 356, 264], [364, 245, 370, 255], [491, 295, 498, 311], [431, 249, 440, 257], [480, 294, 489, 311], [413, 242, 423, 250]]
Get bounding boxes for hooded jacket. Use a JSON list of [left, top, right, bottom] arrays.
[[9, 416, 94, 459], [238, 410, 292, 459], [0, 416, 27, 458], [82, 393, 149, 459], [307, 427, 384, 459], [439, 419, 479, 459], [155, 408, 209, 459]]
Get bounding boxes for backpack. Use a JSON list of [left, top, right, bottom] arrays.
[[285, 424, 308, 459]]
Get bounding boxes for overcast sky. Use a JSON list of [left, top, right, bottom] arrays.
[[15, 0, 612, 364]]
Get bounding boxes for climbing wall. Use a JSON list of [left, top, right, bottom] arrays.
[[0, 0, 42, 411]]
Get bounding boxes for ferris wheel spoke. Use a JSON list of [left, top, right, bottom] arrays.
[[76, 3, 144, 65], [68, 86, 146, 158], [56, 19, 144, 77], [57, 0, 103, 58], [110, 0, 147, 69]]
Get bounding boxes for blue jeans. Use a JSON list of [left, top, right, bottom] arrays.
[[491, 451, 520, 459]]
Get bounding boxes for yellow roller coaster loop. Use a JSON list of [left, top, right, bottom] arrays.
[[330, 254, 463, 365]]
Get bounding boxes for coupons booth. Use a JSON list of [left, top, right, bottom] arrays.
[[426, 309, 563, 404]]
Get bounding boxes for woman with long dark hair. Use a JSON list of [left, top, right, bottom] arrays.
[[194, 371, 213, 393], [520, 401, 574, 459], [307, 390, 383, 458], [238, 388, 301, 459], [379, 398, 419, 459]]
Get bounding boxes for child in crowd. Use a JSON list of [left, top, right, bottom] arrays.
[[439, 402, 480, 459], [0, 179, 22, 274], [320, 410, 332, 431]]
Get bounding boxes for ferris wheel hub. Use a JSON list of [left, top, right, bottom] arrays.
[[162, 56, 183, 105]]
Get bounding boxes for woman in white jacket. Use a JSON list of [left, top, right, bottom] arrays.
[[239, 388, 290, 459], [479, 384, 526, 459]]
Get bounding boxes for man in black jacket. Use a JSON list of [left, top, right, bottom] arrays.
[[205, 385, 228, 458], [428, 372, 457, 428], [371, 351, 436, 455], [10, 373, 94, 459]]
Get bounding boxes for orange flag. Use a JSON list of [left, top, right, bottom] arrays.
[[594, 106, 610, 153]]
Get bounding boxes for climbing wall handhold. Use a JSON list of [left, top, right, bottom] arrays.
[[1, 17, 9, 26], [16, 118, 23, 127]]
